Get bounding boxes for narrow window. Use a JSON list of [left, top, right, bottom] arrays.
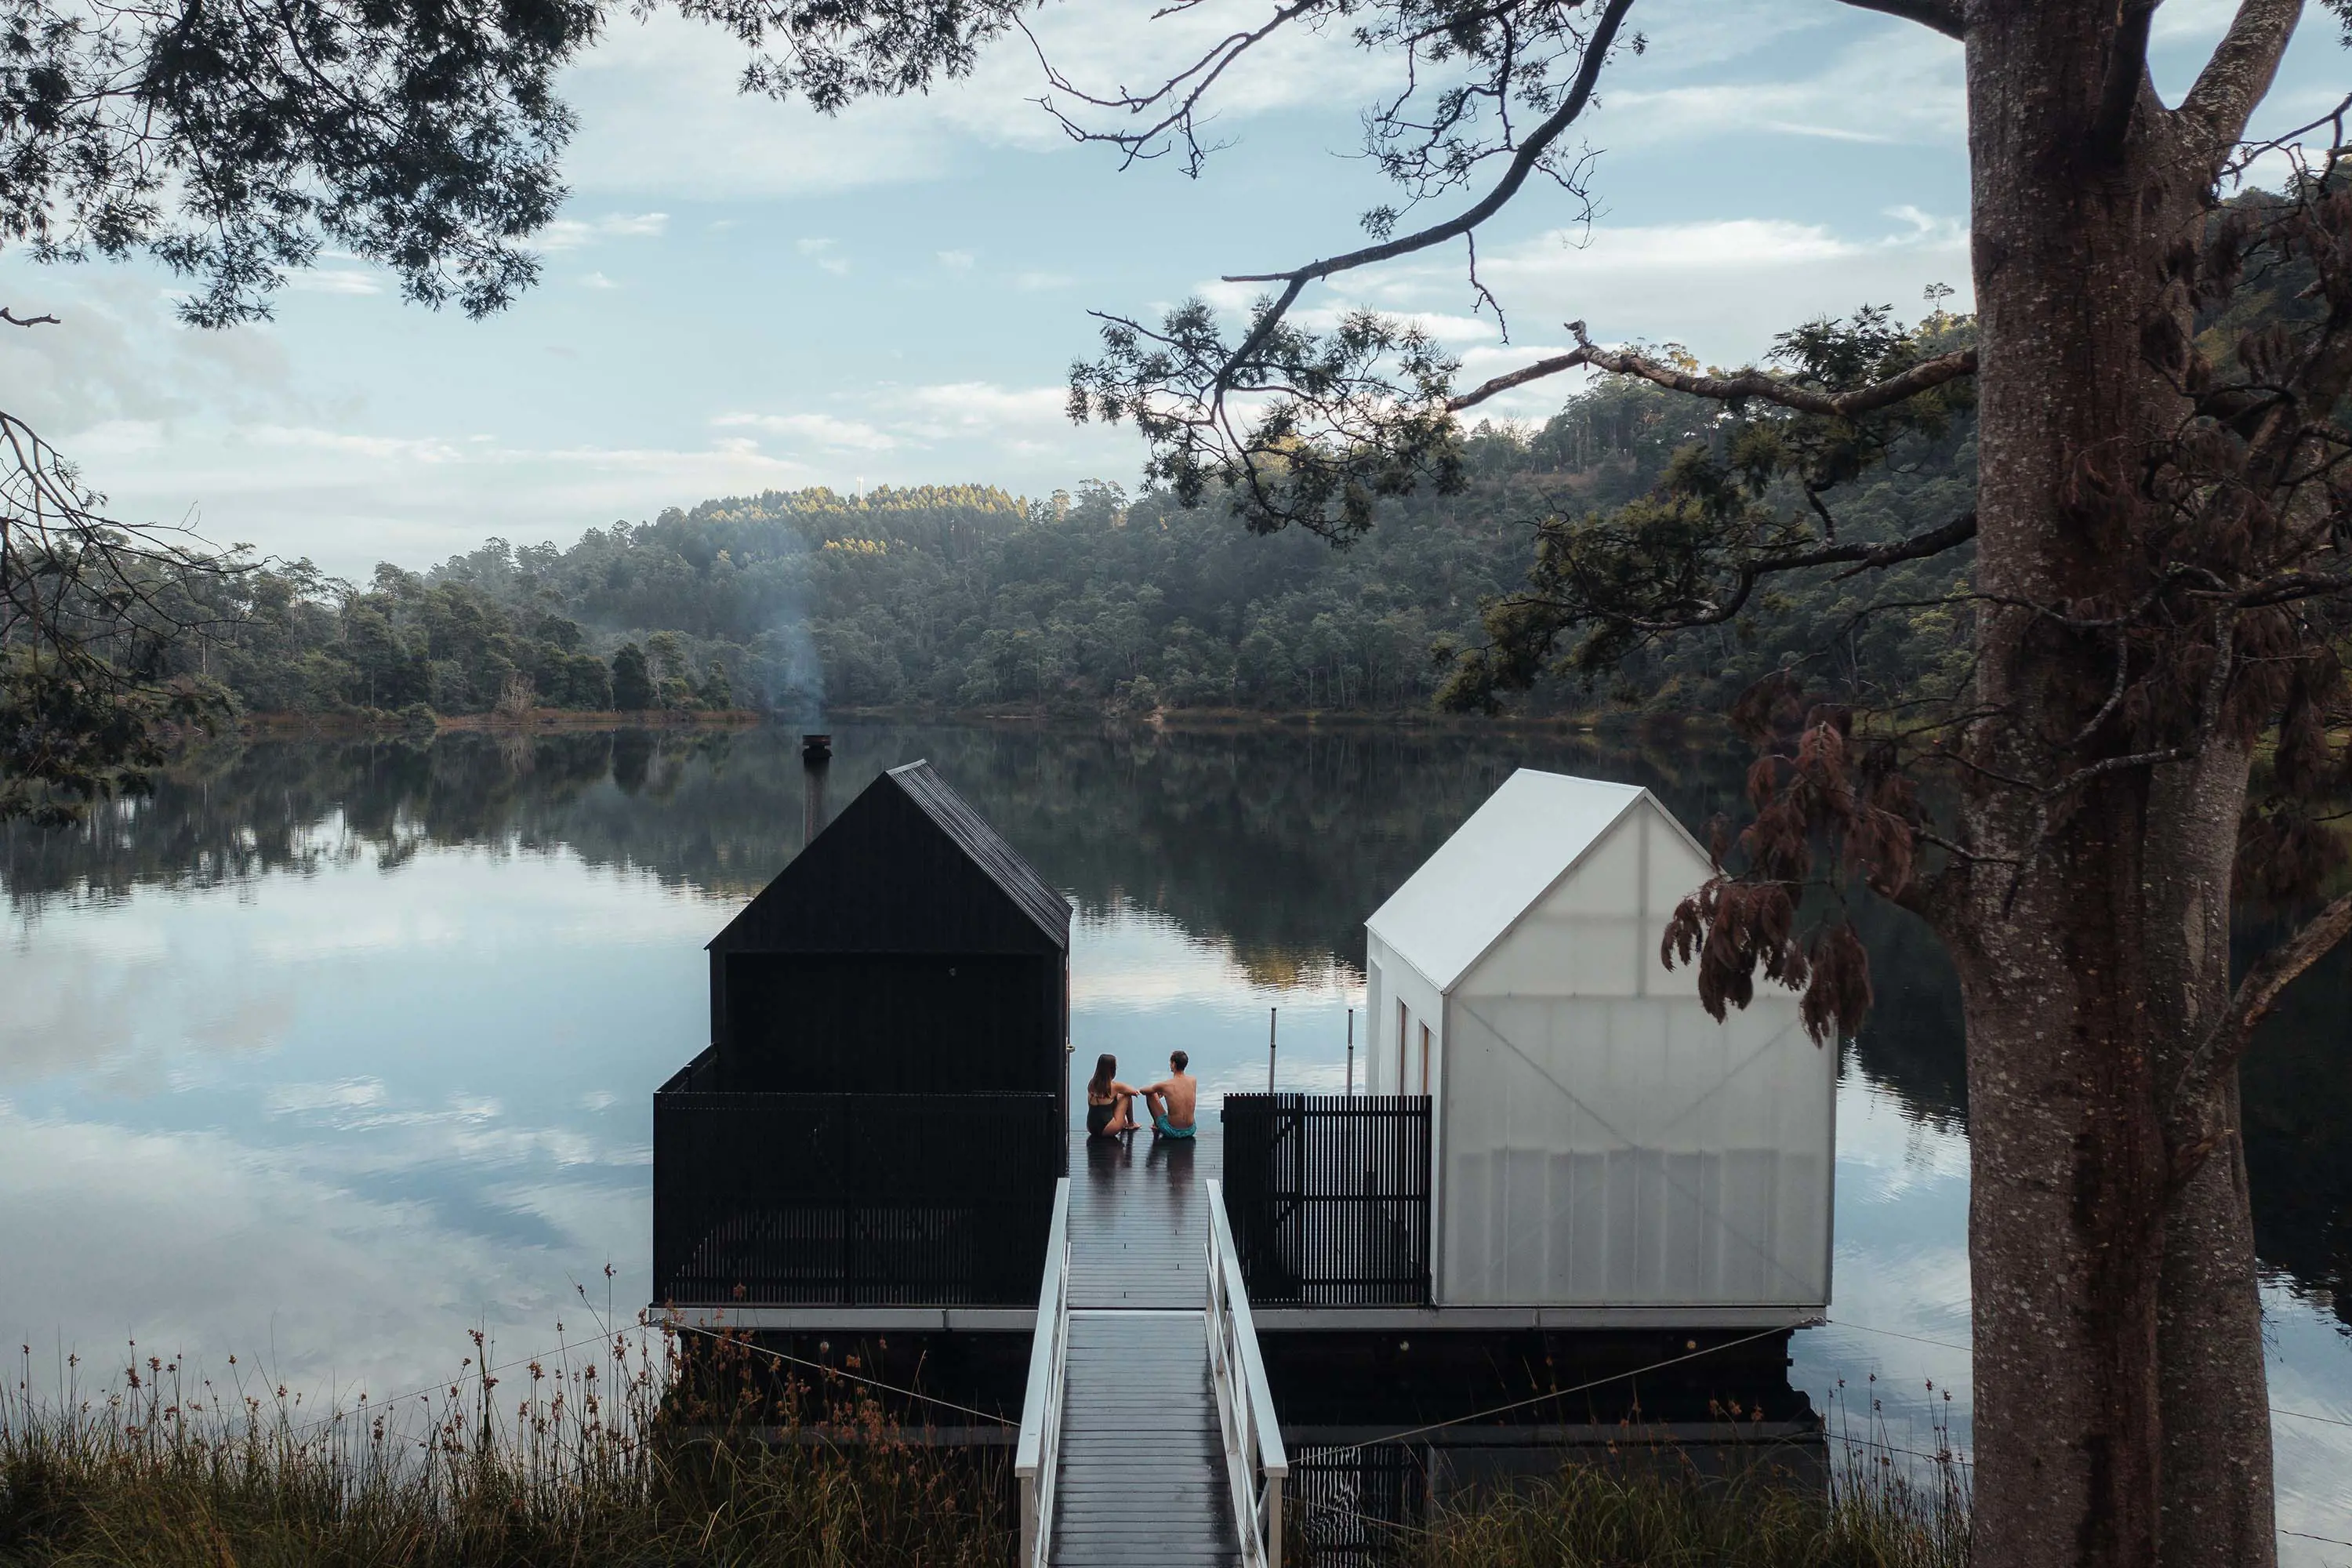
[[1419, 1022, 1432, 1094], [1396, 1000, 1409, 1095]]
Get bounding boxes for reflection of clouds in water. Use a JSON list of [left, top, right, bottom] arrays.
[[1074, 898, 1365, 1014], [2263, 1289, 2352, 1562], [0, 845, 719, 1094], [253, 1079, 641, 1182], [0, 1105, 632, 1400], [1831, 1071, 1972, 1191], [1794, 1073, 1976, 1458], [0, 839, 699, 1401], [267, 1076, 390, 1115]]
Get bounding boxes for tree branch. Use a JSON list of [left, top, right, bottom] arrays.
[[1, 309, 60, 328], [1447, 348, 1594, 411], [1218, 0, 1635, 292], [2190, 568, 2352, 608], [1831, 0, 1964, 41], [1202, 0, 1634, 404], [2179, 0, 2306, 152], [1620, 510, 1977, 631], [2092, 1, 2160, 158], [2165, 887, 2352, 1178], [1564, 322, 1979, 419]]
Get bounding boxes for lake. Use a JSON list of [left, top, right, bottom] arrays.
[[2, 722, 2347, 1555]]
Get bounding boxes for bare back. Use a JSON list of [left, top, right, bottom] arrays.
[[1152, 1071, 1198, 1130]]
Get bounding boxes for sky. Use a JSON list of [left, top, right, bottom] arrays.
[[2, 0, 2345, 579]]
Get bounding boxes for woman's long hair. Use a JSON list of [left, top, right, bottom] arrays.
[[1087, 1053, 1116, 1099]]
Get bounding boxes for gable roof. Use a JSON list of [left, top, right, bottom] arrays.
[[708, 759, 1070, 954], [1366, 770, 1654, 993], [884, 760, 1071, 942]]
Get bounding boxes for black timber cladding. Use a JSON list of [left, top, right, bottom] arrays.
[[706, 760, 1072, 1103]]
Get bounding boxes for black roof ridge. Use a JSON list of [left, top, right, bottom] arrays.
[[885, 760, 1072, 942]]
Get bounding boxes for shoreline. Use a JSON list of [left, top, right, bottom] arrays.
[[238, 708, 767, 738], [222, 704, 1722, 740]]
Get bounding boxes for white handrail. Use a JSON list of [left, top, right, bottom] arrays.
[[1206, 1177, 1290, 1568], [1015, 1178, 1073, 1568]]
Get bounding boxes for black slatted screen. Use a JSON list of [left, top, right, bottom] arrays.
[[1219, 1093, 1432, 1307], [654, 1083, 1061, 1305]]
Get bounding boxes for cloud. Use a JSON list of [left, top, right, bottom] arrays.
[[285, 270, 384, 296], [1015, 270, 1076, 291], [558, 6, 1398, 198], [711, 383, 1087, 461], [0, 269, 298, 436], [797, 237, 851, 275], [580, 271, 621, 290], [1599, 20, 1962, 150], [535, 212, 670, 252], [245, 425, 469, 464], [713, 411, 899, 451], [936, 249, 976, 270], [888, 381, 1072, 437]]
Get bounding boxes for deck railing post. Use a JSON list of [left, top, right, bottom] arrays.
[[1206, 1177, 1290, 1568], [1014, 1178, 1072, 1568]]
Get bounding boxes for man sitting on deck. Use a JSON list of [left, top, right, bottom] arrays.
[[1139, 1051, 1197, 1139]]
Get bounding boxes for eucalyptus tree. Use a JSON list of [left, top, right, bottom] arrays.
[[669, 0, 2349, 1563]]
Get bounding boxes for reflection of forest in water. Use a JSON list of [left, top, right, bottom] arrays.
[[4, 721, 2343, 1324]]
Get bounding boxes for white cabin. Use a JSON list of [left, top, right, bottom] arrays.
[[1363, 769, 1834, 1327]]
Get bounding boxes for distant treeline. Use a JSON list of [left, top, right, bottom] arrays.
[[187, 366, 1976, 721]]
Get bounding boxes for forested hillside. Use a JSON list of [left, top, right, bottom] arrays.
[[194, 370, 1976, 721]]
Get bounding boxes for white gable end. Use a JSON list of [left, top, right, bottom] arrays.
[[1366, 770, 1648, 993]]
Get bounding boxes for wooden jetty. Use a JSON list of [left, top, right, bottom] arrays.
[[1041, 1131, 1242, 1566], [1019, 1127, 1285, 1568]]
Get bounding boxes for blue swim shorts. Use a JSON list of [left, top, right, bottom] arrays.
[[1152, 1113, 1196, 1139]]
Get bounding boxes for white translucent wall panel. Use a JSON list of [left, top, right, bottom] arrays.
[[1365, 935, 1444, 1097], [1436, 804, 1833, 1309]]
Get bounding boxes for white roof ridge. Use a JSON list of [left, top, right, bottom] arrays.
[[1366, 769, 1652, 993]]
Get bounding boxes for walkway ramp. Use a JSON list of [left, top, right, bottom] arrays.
[[1018, 1130, 1287, 1568], [1053, 1313, 1237, 1566]]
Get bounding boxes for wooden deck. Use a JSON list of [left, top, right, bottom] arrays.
[[1068, 1126, 1218, 1308], [1050, 1128, 1240, 1567]]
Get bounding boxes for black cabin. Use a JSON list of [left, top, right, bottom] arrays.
[[704, 760, 1071, 1114]]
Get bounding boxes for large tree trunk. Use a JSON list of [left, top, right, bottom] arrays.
[[1949, 830, 2172, 1568], [1961, 4, 2274, 1563], [2147, 746, 2277, 1568]]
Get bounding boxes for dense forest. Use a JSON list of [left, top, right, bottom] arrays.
[[180, 358, 1976, 723]]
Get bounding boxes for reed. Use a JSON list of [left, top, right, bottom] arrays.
[[1291, 1378, 1969, 1568], [1, 1316, 1011, 1568]]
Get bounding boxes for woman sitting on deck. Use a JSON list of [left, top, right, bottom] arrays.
[[1084, 1054, 1142, 1138]]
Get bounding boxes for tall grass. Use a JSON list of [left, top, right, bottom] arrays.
[[1291, 1377, 1969, 1568], [0, 1316, 1011, 1567], [7, 1319, 1969, 1568]]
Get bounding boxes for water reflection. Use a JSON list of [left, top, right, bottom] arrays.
[[2, 722, 2346, 1555]]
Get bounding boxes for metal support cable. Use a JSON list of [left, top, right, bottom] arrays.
[[670, 1322, 1016, 1427]]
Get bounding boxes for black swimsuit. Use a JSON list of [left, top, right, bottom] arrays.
[[1086, 1096, 1116, 1136]]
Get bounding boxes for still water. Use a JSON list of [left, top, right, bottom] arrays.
[[2, 724, 2347, 1552]]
